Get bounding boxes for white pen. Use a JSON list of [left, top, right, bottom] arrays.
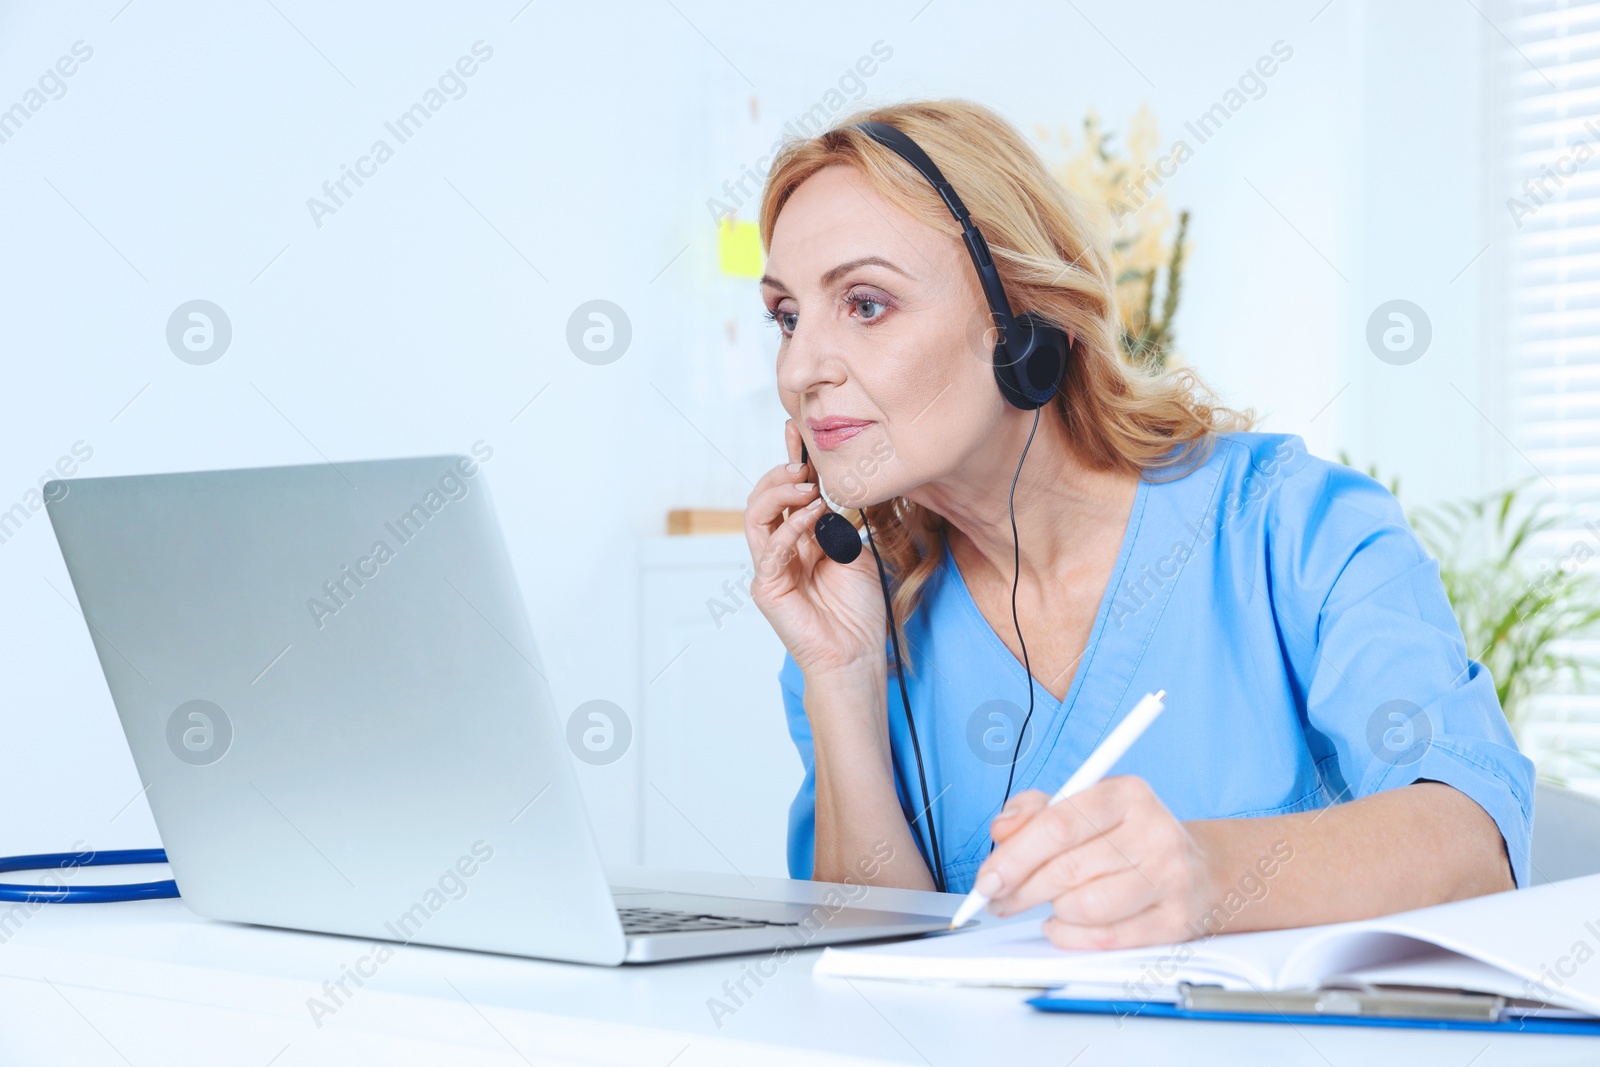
[[947, 689, 1168, 930]]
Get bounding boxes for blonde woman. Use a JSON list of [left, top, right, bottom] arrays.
[[742, 99, 1531, 950]]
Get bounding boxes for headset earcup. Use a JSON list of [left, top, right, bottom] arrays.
[[993, 312, 1071, 411]]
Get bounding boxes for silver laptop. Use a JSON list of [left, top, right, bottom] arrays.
[[43, 454, 948, 964]]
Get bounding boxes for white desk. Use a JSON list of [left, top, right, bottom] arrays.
[[0, 867, 1592, 1066]]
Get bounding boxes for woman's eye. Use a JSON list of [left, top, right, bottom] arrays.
[[852, 297, 887, 322], [763, 308, 798, 335]]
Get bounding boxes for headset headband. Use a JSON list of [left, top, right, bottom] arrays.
[[851, 120, 1023, 357]]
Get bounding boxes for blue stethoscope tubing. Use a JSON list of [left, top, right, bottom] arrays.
[[0, 848, 178, 903]]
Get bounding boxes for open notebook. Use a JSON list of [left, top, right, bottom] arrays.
[[816, 871, 1600, 1015]]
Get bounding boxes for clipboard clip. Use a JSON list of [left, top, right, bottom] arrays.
[[1177, 982, 1508, 1022]]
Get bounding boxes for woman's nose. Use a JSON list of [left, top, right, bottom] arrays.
[[775, 315, 848, 396]]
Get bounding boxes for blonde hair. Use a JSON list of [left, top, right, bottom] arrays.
[[758, 99, 1254, 666]]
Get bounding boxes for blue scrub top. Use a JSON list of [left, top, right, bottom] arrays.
[[778, 432, 1536, 893]]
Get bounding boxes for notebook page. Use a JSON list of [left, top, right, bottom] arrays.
[[814, 910, 1303, 991], [1276, 872, 1600, 1015], [817, 874, 1600, 1009]]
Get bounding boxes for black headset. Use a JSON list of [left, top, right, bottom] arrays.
[[802, 119, 1072, 893], [852, 120, 1073, 411]]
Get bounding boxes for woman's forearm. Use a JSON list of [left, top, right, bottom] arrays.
[[804, 665, 936, 891], [1185, 781, 1514, 935]]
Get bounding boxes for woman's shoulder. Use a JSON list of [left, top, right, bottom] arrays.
[[1193, 431, 1427, 603], [1156, 431, 1420, 588], [1191, 430, 1306, 487], [1195, 431, 1406, 526]]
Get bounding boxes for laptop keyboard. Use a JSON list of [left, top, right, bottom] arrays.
[[617, 905, 802, 936]]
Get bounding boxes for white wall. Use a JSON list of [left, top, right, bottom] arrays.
[[0, 0, 1499, 859]]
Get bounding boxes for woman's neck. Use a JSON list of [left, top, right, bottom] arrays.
[[910, 410, 1139, 592]]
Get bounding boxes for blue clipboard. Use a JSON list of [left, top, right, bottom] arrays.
[[1027, 983, 1600, 1036]]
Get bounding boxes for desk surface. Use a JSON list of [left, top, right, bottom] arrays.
[[0, 866, 1593, 1066]]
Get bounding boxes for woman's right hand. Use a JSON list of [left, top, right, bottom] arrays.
[[743, 419, 888, 678]]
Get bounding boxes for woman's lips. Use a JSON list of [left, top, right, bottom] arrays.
[[809, 419, 873, 451]]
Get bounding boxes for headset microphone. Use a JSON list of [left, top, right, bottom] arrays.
[[814, 505, 863, 565], [803, 443, 864, 565], [798, 439, 944, 889]]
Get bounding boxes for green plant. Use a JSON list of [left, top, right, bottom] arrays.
[[1411, 488, 1600, 756], [1341, 453, 1600, 778], [1119, 208, 1189, 373]]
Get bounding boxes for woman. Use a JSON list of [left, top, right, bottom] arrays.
[[742, 99, 1532, 951]]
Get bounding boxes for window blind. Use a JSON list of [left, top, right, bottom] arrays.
[[1507, 0, 1600, 788]]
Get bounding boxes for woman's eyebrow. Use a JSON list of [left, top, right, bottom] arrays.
[[760, 255, 914, 294]]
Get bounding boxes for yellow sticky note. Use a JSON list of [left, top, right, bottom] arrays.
[[718, 218, 764, 278]]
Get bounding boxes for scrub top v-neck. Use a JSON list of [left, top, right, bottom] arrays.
[[776, 432, 1535, 894]]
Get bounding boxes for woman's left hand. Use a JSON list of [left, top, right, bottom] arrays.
[[976, 776, 1220, 949]]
